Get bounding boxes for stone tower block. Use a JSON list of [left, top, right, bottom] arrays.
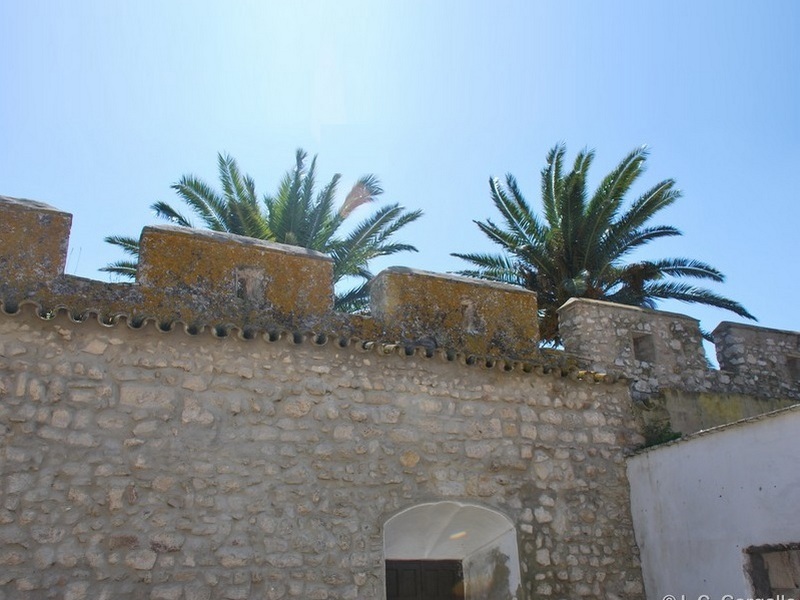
[[558, 298, 707, 374], [137, 225, 334, 327], [713, 321, 800, 382], [0, 196, 71, 287], [369, 267, 539, 358]]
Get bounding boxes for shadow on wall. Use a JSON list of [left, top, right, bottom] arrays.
[[463, 547, 524, 600]]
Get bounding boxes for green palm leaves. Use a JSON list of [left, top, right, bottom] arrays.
[[102, 150, 422, 312], [453, 144, 755, 343]]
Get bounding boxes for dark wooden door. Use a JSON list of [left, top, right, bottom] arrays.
[[386, 560, 464, 600]]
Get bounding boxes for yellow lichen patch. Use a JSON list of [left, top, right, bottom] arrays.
[[370, 267, 539, 358], [135, 226, 334, 327], [0, 196, 72, 285]]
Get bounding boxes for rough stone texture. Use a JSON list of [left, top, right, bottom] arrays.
[[137, 225, 335, 328], [713, 321, 800, 387], [0, 310, 643, 599], [370, 267, 539, 358], [0, 196, 72, 286], [558, 298, 800, 433], [649, 389, 797, 434], [558, 298, 707, 376]]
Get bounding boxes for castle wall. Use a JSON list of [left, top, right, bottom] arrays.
[[558, 298, 800, 435], [0, 308, 643, 599], [2, 194, 799, 600]]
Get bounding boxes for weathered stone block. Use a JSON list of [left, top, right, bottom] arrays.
[[370, 267, 539, 358], [120, 384, 176, 411], [137, 225, 333, 326], [0, 196, 71, 286], [125, 548, 157, 570], [559, 297, 706, 375], [714, 321, 800, 381]]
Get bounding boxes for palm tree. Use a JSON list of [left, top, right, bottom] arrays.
[[103, 150, 422, 312], [452, 144, 755, 343]]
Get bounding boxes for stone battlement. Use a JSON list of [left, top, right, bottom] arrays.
[[0, 196, 540, 360], [1, 194, 799, 401]]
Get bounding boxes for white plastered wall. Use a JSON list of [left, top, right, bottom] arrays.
[[627, 405, 800, 599]]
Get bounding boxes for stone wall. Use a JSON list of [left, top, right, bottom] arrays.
[[558, 298, 800, 434], [0, 307, 642, 599], [2, 194, 799, 599]]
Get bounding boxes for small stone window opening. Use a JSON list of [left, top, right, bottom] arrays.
[[233, 267, 266, 303], [747, 544, 800, 596], [459, 299, 485, 335], [632, 333, 656, 364], [787, 356, 800, 382]]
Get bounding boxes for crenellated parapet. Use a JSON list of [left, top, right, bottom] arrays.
[[0, 196, 72, 286], [713, 321, 800, 385], [557, 297, 800, 394], [2, 194, 799, 403], [557, 297, 708, 376], [0, 196, 336, 330], [0, 195, 539, 359], [136, 225, 335, 329], [370, 267, 539, 358], [558, 297, 800, 434]]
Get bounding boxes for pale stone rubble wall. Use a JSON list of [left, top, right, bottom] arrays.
[[0, 310, 642, 599], [558, 298, 800, 433]]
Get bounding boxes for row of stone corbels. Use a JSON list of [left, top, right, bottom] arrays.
[[558, 298, 800, 384], [0, 196, 540, 358]]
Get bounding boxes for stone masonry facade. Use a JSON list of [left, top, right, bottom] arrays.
[[1, 195, 799, 599], [0, 310, 642, 599]]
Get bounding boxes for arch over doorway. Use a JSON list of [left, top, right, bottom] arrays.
[[384, 501, 522, 600]]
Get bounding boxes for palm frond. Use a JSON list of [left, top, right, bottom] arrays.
[[559, 148, 593, 272], [340, 174, 383, 217], [581, 146, 648, 269], [330, 204, 420, 282], [647, 257, 726, 282], [104, 235, 141, 256], [598, 225, 682, 268], [610, 179, 680, 242], [644, 281, 757, 320], [308, 174, 342, 249], [451, 252, 523, 285], [489, 176, 544, 248], [541, 143, 566, 227], [455, 143, 754, 343], [150, 201, 194, 228], [99, 260, 138, 279], [171, 175, 228, 231], [334, 280, 372, 313]]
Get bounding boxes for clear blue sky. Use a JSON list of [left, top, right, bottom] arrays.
[[2, 1, 798, 344]]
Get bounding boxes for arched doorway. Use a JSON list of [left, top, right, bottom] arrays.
[[384, 501, 522, 600]]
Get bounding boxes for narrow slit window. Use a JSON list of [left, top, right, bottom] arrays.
[[235, 276, 247, 299]]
